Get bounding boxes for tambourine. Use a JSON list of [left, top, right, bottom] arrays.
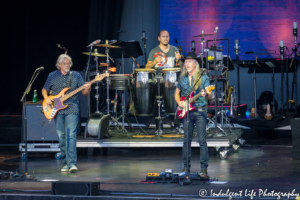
[[154, 52, 167, 67]]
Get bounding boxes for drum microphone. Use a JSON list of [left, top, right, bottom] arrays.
[[293, 22, 298, 37], [132, 57, 140, 67], [141, 31, 147, 41], [235, 40, 239, 55], [279, 40, 284, 61], [87, 40, 101, 47], [36, 66, 44, 71], [191, 40, 196, 52]]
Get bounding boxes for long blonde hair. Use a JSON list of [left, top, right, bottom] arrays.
[[181, 59, 205, 90]]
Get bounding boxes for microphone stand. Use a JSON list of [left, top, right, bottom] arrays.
[[293, 25, 298, 114], [213, 28, 219, 133], [85, 46, 93, 117], [234, 41, 240, 116], [142, 32, 147, 65], [19, 69, 42, 181]]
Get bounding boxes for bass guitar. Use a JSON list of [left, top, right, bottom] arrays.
[[42, 73, 109, 120]]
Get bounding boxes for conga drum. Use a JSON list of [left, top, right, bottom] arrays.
[[132, 69, 157, 116], [161, 68, 181, 115]]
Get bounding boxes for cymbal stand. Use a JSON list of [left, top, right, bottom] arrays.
[[94, 49, 101, 113], [104, 41, 124, 131], [200, 37, 205, 69], [116, 51, 134, 133], [155, 74, 164, 138]]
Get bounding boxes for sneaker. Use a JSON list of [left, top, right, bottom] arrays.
[[61, 165, 69, 172], [181, 167, 190, 173], [69, 165, 78, 172], [176, 127, 184, 134], [155, 129, 163, 135], [199, 169, 208, 179]]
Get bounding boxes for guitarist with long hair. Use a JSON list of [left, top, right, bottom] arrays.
[[174, 52, 212, 179], [42, 54, 91, 173]]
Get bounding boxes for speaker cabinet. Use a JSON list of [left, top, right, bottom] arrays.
[[23, 102, 58, 141], [291, 118, 300, 160], [52, 181, 100, 196], [23, 101, 80, 142]]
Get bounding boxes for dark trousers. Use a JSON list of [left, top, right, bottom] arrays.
[[182, 109, 208, 170]]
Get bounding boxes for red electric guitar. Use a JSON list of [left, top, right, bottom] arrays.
[[177, 86, 213, 119]]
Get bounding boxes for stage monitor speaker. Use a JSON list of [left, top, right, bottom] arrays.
[[84, 113, 111, 139], [291, 118, 300, 160], [52, 181, 100, 196]]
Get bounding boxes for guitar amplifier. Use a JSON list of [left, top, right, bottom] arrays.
[[22, 101, 80, 142]]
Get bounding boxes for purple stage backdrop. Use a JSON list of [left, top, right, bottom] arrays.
[[160, 0, 300, 60]]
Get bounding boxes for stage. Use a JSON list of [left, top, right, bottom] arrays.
[[0, 116, 298, 199], [1, 143, 300, 199]]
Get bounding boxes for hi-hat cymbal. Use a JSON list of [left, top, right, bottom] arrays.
[[82, 52, 107, 57], [95, 44, 121, 48], [193, 33, 214, 37]]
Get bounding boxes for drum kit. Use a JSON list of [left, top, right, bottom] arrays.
[[81, 27, 237, 137], [81, 40, 183, 137]]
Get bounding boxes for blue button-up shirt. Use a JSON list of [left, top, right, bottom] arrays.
[[43, 70, 85, 115], [176, 73, 210, 107]]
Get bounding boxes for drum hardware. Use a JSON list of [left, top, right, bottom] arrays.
[[155, 74, 164, 137], [229, 87, 237, 117]]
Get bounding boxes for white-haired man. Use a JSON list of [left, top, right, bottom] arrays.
[[42, 54, 91, 172], [175, 52, 211, 179]]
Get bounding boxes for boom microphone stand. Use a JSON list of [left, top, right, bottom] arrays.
[[19, 67, 43, 181]]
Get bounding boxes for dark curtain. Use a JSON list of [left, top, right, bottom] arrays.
[[1, 1, 90, 114], [88, 0, 124, 46]]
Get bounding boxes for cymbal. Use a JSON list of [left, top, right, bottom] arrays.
[[82, 52, 107, 57], [193, 33, 214, 37], [95, 44, 121, 48]]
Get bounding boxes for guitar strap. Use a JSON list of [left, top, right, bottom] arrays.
[[68, 71, 73, 89], [185, 71, 203, 99]]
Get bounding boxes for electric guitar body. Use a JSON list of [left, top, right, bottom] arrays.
[[42, 88, 70, 120], [42, 73, 109, 120]]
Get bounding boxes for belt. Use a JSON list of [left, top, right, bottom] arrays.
[[195, 106, 206, 112]]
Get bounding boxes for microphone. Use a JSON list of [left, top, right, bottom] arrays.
[[293, 22, 298, 37], [141, 31, 147, 42], [87, 40, 101, 47], [279, 40, 284, 61], [235, 40, 239, 55], [36, 66, 44, 71], [191, 40, 196, 52], [132, 57, 140, 67]]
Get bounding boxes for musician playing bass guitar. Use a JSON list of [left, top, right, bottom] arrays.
[[42, 54, 91, 173], [174, 52, 212, 179]]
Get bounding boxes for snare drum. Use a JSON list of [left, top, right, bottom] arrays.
[[132, 69, 156, 116], [109, 74, 131, 90], [161, 68, 181, 115]]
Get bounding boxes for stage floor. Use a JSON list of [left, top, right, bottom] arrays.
[[1, 144, 300, 199]]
